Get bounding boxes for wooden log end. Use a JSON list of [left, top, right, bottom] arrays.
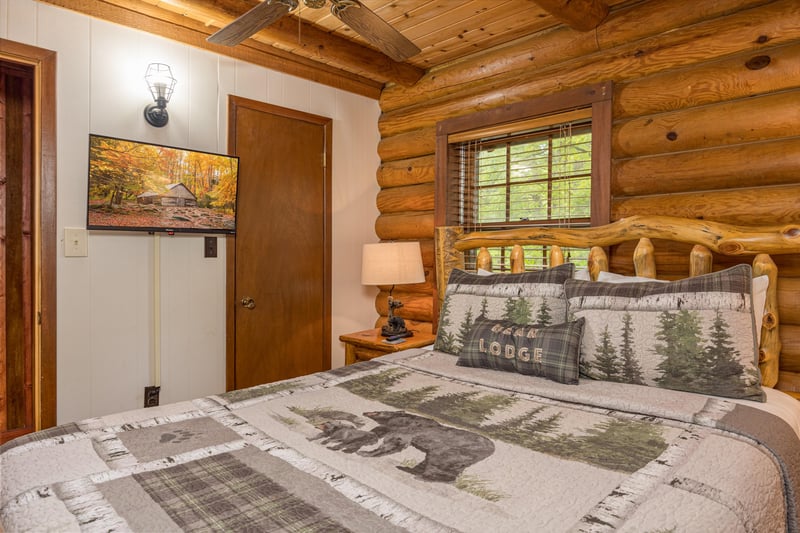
[[476, 247, 492, 271], [762, 311, 778, 330], [717, 241, 745, 255]]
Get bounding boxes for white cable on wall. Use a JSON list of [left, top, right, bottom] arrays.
[[153, 233, 162, 387]]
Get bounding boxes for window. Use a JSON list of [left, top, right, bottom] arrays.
[[436, 82, 612, 271]]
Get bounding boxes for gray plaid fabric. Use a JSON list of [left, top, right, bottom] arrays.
[[134, 452, 349, 532], [565, 263, 753, 301], [457, 317, 585, 384]]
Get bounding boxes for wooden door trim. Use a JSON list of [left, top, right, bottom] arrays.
[[225, 95, 332, 391], [0, 39, 57, 429]]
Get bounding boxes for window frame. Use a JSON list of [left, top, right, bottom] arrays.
[[435, 82, 613, 229]]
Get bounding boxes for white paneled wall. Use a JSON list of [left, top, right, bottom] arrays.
[[1, 0, 381, 424]]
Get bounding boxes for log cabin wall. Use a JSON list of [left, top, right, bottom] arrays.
[[372, 0, 800, 393]]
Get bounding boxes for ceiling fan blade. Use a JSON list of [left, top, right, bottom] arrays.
[[208, 0, 298, 46], [331, 0, 420, 62]]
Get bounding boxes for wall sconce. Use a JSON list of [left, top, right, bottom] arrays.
[[361, 242, 425, 338], [143, 63, 177, 128]]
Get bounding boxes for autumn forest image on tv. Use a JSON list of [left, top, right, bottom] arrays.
[[87, 135, 239, 233]]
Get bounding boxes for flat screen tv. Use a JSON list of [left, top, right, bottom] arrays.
[[87, 134, 239, 234]]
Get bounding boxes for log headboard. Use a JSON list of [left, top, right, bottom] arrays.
[[434, 215, 800, 395]]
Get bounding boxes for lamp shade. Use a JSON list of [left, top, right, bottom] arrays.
[[361, 242, 425, 286]]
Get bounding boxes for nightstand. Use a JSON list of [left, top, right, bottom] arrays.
[[340, 328, 436, 365]]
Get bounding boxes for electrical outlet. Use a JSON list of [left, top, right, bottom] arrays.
[[204, 236, 217, 258], [144, 386, 160, 407]]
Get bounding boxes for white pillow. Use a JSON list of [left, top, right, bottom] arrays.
[[752, 275, 768, 345], [573, 268, 591, 281], [596, 271, 667, 283]]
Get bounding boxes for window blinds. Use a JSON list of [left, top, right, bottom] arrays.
[[443, 115, 593, 272]]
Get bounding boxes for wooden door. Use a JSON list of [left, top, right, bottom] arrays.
[[226, 97, 331, 390], [0, 41, 57, 444], [1, 61, 34, 443]]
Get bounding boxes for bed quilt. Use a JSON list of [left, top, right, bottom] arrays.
[[1, 349, 798, 532]]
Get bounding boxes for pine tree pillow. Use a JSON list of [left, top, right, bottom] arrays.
[[564, 264, 764, 401], [457, 317, 585, 384], [434, 263, 574, 355]]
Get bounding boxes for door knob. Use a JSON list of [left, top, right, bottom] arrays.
[[241, 297, 256, 309]]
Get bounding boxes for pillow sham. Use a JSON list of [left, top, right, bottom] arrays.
[[435, 263, 574, 355], [564, 264, 764, 401], [457, 317, 585, 384], [595, 271, 768, 345]]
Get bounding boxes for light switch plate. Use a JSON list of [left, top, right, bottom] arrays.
[[64, 227, 88, 257]]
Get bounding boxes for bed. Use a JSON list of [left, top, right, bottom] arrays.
[[2, 215, 799, 532]]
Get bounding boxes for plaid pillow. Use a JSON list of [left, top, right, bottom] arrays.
[[564, 264, 764, 401], [434, 264, 574, 355], [457, 317, 585, 385]]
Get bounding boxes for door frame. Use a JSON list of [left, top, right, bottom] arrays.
[[0, 39, 57, 430], [225, 95, 332, 391]]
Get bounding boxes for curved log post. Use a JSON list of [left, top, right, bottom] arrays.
[[634, 238, 656, 278], [476, 247, 492, 272], [434, 226, 464, 307], [510, 245, 525, 273], [753, 253, 780, 388], [588, 246, 608, 281], [549, 245, 565, 267], [689, 244, 713, 277]]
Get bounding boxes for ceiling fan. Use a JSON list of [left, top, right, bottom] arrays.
[[208, 0, 421, 62]]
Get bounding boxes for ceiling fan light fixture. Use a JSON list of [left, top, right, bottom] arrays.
[[207, 0, 297, 45], [209, 0, 419, 62]]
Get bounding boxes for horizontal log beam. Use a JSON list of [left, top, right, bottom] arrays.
[[612, 184, 800, 226], [614, 40, 800, 119], [533, 0, 609, 31], [776, 371, 800, 398], [778, 278, 800, 325], [379, 0, 770, 113], [378, 0, 800, 138], [613, 138, 800, 197], [374, 317, 433, 335], [613, 90, 800, 158], [376, 291, 433, 322], [375, 212, 434, 240], [376, 183, 434, 214], [377, 155, 435, 188], [378, 126, 436, 162], [779, 325, 800, 365], [449, 215, 800, 256]]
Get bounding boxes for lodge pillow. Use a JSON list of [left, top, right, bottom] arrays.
[[457, 317, 585, 385], [564, 264, 764, 401], [434, 263, 574, 355]]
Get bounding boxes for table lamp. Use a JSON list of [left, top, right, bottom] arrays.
[[361, 242, 425, 337]]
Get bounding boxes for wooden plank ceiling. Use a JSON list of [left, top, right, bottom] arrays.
[[39, 0, 637, 97]]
